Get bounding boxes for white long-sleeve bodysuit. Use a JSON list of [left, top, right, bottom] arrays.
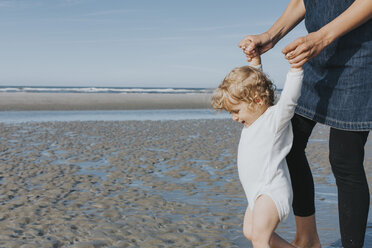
[[237, 66, 303, 221]]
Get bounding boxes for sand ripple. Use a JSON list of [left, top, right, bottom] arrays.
[[0, 120, 370, 247]]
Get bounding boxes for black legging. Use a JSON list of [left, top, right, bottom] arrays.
[[286, 114, 370, 248]]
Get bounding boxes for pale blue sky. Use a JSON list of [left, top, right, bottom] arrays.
[[0, 0, 307, 88]]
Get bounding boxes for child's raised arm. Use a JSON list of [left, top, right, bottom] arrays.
[[249, 54, 261, 67], [273, 67, 303, 133]]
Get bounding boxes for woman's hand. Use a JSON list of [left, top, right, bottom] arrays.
[[238, 33, 276, 62], [238, 0, 305, 62], [283, 0, 372, 68], [282, 30, 331, 68]]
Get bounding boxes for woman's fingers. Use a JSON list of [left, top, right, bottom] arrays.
[[240, 42, 256, 56], [287, 43, 311, 67], [238, 36, 254, 49], [284, 31, 329, 66], [239, 32, 276, 62], [238, 36, 248, 47], [244, 47, 258, 56], [284, 37, 315, 67], [282, 37, 305, 57], [288, 48, 309, 64], [239, 34, 265, 51]]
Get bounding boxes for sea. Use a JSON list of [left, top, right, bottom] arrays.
[[0, 86, 232, 123], [0, 85, 283, 94], [0, 86, 214, 94]]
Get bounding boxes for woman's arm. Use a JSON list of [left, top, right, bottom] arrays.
[[239, 0, 305, 61], [283, 0, 372, 68]]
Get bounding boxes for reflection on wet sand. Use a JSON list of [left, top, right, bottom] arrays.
[[0, 120, 370, 247]]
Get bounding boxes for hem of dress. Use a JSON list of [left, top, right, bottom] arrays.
[[295, 105, 372, 131]]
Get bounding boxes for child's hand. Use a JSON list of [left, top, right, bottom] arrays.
[[240, 41, 261, 66], [285, 51, 303, 71]]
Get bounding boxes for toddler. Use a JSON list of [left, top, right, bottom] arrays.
[[211, 54, 303, 248]]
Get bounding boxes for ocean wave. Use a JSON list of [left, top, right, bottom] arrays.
[[0, 86, 214, 94]]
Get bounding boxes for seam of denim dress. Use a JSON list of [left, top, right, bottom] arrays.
[[295, 105, 372, 131]]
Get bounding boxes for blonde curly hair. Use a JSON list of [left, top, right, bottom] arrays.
[[211, 66, 276, 112]]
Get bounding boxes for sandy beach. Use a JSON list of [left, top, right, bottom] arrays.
[[0, 118, 371, 247], [0, 93, 213, 111]]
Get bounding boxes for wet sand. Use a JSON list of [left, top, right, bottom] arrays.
[[0, 93, 212, 111], [0, 120, 371, 247]]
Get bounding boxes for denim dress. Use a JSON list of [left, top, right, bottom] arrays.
[[296, 0, 372, 131]]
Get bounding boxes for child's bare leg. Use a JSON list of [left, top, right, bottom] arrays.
[[243, 206, 290, 247], [243, 206, 253, 240], [251, 195, 296, 248]]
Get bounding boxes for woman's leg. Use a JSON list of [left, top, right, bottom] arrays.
[[286, 114, 321, 248], [329, 128, 370, 248]]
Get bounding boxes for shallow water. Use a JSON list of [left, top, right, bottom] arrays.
[[0, 109, 229, 123]]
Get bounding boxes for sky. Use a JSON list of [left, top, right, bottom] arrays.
[[0, 0, 307, 88]]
